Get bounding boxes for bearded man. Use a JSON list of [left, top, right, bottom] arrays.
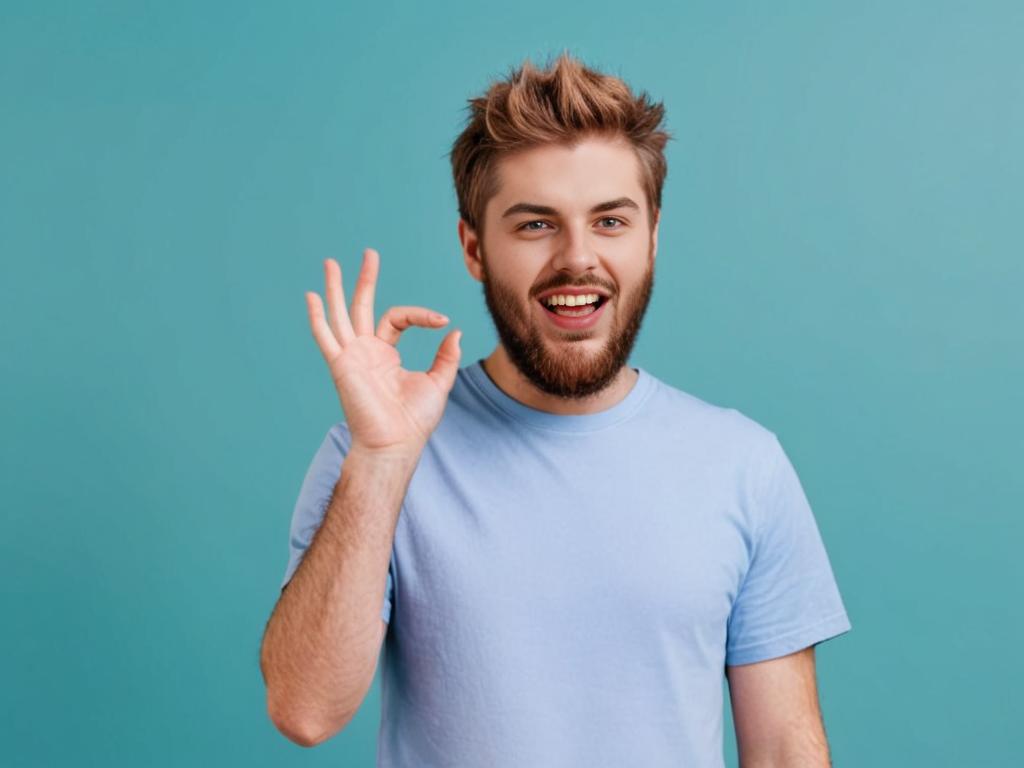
[[261, 51, 852, 768]]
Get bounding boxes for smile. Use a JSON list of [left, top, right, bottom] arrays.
[[537, 295, 609, 330]]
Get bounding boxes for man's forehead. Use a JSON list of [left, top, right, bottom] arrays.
[[488, 139, 644, 214], [499, 197, 642, 220]]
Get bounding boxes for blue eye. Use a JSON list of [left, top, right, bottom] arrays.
[[517, 217, 624, 232], [520, 220, 550, 231]]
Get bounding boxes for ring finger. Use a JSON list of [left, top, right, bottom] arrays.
[[323, 258, 356, 345]]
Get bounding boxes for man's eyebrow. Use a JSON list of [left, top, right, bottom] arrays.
[[500, 196, 641, 218]]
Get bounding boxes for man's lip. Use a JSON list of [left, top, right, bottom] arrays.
[[537, 294, 610, 329], [536, 287, 611, 301]]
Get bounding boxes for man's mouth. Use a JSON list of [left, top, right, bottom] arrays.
[[536, 294, 609, 330], [538, 294, 607, 318]]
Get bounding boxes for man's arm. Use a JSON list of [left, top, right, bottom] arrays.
[[259, 447, 418, 747], [725, 645, 833, 767], [261, 251, 460, 747]]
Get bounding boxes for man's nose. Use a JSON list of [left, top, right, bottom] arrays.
[[549, 222, 600, 274]]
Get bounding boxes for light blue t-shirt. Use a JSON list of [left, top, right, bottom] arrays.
[[280, 359, 852, 767]]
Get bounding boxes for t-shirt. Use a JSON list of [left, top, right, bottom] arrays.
[[280, 358, 852, 767]]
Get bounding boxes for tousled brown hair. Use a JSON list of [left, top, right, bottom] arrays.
[[449, 50, 672, 241]]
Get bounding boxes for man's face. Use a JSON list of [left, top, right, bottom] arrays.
[[461, 134, 659, 399]]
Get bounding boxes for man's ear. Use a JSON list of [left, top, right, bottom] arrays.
[[651, 207, 660, 263], [458, 218, 484, 282]]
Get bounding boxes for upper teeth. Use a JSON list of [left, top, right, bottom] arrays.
[[544, 293, 600, 307]]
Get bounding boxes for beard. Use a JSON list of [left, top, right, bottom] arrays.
[[479, 241, 655, 400]]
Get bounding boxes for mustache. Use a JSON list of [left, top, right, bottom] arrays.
[[532, 282, 616, 298]]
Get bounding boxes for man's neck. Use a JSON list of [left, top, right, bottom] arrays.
[[480, 346, 639, 416]]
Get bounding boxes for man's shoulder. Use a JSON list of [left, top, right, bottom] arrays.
[[643, 371, 778, 452]]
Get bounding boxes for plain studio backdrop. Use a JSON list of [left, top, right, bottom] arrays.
[[1, 1, 1020, 766]]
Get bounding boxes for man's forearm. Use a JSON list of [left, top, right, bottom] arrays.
[[739, 738, 832, 768], [260, 446, 419, 746]]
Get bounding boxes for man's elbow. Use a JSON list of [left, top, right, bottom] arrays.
[[266, 695, 354, 748], [740, 741, 832, 768]]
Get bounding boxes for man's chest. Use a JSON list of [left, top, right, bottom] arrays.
[[391, 455, 750, 648]]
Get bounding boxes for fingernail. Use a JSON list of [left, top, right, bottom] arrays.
[[433, 313, 449, 322]]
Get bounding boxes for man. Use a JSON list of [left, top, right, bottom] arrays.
[[260, 52, 852, 767]]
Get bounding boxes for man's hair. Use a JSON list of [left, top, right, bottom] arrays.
[[449, 50, 672, 241]]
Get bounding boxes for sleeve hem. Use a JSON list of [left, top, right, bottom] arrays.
[[725, 611, 852, 666]]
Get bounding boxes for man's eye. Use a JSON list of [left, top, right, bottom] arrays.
[[518, 218, 623, 231], [520, 220, 551, 231]]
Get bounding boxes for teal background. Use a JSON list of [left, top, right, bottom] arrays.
[[2, 1, 1020, 765]]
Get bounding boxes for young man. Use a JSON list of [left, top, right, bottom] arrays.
[[260, 52, 852, 767]]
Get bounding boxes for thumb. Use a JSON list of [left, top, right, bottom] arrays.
[[427, 329, 462, 394]]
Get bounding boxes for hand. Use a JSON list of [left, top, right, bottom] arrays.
[[305, 248, 462, 457]]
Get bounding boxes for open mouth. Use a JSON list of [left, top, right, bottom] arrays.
[[538, 295, 607, 318], [536, 294, 610, 331]]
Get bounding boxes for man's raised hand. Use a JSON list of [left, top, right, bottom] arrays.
[[305, 248, 462, 457]]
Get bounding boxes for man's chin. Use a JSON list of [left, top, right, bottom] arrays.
[[526, 343, 620, 388], [537, 319, 605, 343], [535, 335, 610, 367]]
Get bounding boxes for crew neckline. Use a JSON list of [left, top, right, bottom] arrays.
[[462, 358, 655, 434]]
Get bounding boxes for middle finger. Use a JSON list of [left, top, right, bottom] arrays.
[[350, 248, 379, 336]]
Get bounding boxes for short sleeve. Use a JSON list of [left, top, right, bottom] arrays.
[[279, 422, 395, 624], [725, 434, 851, 665]]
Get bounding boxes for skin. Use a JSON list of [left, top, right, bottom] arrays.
[[727, 646, 833, 766], [261, 255, 462, 746], [457, 133, 659, 413]]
